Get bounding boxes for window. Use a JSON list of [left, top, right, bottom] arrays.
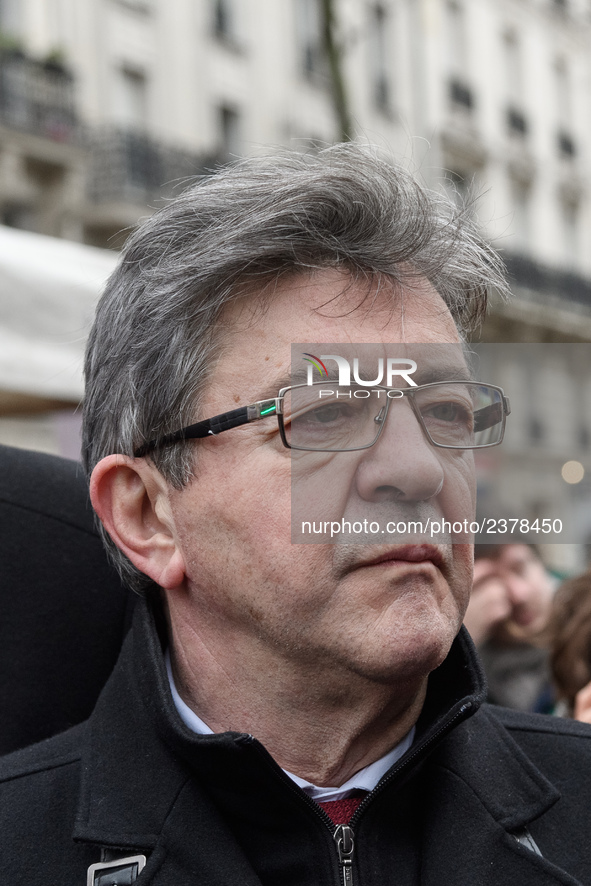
[[558, 131, 576, 157], [502, 30, 529, 138], [510, 180, 531, 253], [502, 30, 527, 135], [295, 0, 325, 80], [446, 2, 473, 111], [368, 4, 392, 112], [218, 104, 241, 157], [115, 67, 149, 131], [562, 200, 579, 266], [449, 80, 474, 109], [503, 32, 522, 100], [507, 108, 527, 136], [213, 0, 234, 42], [554, 58, 576, 158], [555, 58, 571, 125], [445, 1, 467, 77]]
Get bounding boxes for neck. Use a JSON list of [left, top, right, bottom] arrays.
[[166, 599, 428, 787]]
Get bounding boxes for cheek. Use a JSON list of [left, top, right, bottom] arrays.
[[441, 452, 476, 518], [291, 451, 359, 528], [173, 450, 327, 587]]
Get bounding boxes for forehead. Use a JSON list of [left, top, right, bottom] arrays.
[[498, 545, 538, 569], [220, 270, 460, 368], [202, 270, 460, 414]]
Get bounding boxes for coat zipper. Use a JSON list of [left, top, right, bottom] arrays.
[[249, 738, 350, 884], [248, 698, 475, 886], [334, 824, 355, 886], [347, 701, 474, 831], [332, 700, 474, 884]]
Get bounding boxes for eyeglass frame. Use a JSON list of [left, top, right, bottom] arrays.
[[133, 380, 511, 457]]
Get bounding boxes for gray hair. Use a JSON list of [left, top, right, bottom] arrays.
[[83, 142, 507, 592]]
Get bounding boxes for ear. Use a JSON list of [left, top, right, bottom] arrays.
[[90, 454, 186, 590]]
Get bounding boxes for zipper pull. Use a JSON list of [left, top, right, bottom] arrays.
[[334, 824, 355, 886]]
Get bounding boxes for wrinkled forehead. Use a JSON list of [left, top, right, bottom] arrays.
[[207, 270, 466, 403], [220, 269, 462, 346]]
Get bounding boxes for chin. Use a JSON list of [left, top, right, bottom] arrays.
[[354, 623, 458, 685]]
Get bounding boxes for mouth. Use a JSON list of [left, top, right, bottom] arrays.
[[350, 544, 446, 572], [512, 609, 535, 628]]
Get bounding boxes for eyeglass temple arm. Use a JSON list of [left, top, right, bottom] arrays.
[[134, 399, 278, 457], [473, 395, 511, 433]]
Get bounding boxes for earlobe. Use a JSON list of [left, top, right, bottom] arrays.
[[90, 454, 186, 590]]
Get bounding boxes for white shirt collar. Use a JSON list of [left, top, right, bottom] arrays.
[[166, 650, 415, 802]]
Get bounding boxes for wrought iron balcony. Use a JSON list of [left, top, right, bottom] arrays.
[[505, 252, 591, 309], [0, 49, 77, 142], [87, 127, 207, 205]]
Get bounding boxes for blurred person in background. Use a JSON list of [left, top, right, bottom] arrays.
[[548, 569, 591, 723], [463, 543, 555, 711]]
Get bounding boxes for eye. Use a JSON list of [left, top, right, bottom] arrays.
[[301, 403, 353, 424], [425, 401, 472, 425]]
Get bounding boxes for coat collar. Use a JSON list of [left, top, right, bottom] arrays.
[[73, 593, 563, 882], [431, 702, 560, 832]]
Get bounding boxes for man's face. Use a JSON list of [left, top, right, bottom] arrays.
[[166, 270, 475, 686], [490, 544, 553, 641]]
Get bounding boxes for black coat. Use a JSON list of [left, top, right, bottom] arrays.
[[2, 594, 591, 885], [0, 444, 133, 755]]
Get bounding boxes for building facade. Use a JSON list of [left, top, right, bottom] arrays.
[[0, 0, 590, 327]]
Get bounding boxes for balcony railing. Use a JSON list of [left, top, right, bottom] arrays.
[[505, 253, 591, 309], [0, 50, 77, 142], [87, 127, 207, 205]]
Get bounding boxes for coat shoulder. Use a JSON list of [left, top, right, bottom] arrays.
[[0, 724, 95, 881], [0, 721, 86, 783], [481, 704, 591, 805], [487, 703, 591, 745]]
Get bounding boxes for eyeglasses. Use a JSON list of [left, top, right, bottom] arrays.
[[134, 381, 510, 456]]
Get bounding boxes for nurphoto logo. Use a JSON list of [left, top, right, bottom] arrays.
[[303, 353, 418, 387]]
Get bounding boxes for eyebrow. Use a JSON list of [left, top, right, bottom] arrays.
[[255, 367, 307, 401], [412, 364, 474, 384]]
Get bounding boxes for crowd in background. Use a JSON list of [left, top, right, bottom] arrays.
[[464, 542, 591, 723]]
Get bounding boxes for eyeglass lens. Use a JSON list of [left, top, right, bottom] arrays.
[[284, 383, 504, 451]]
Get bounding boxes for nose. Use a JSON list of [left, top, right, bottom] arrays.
[[505, 574, 532, 607], [354, 398, 446, 503]]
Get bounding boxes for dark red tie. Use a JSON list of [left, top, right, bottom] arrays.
[[318, 793, 366, 825]]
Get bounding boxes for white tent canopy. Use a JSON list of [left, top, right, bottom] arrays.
[[0, 226, 118, 403]]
